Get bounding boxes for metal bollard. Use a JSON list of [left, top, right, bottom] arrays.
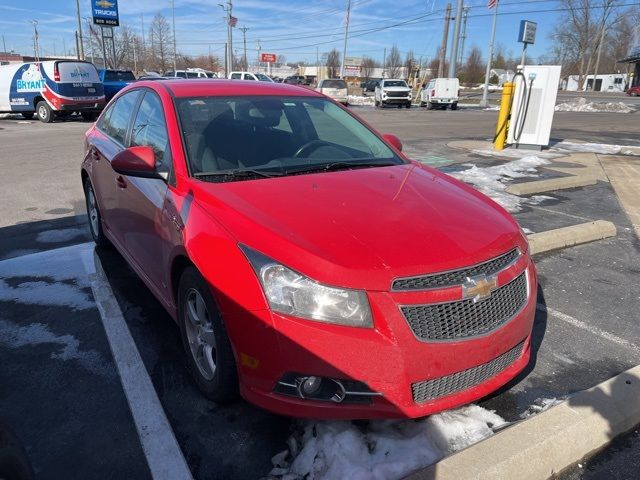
[[494, 82, 514, 151]]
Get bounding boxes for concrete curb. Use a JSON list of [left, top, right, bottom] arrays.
[[405, 365, 640, 480], [527, 220, 617, 255], [506, 175, 598, 196]]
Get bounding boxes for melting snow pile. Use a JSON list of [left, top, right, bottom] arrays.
[[450, 156, 553, 212], [347, 95, 375, 106], [268, 405, 505, 480], [520, 398, 564, 419], [555, 97, 634, 114], [552, 141, 639, 156]]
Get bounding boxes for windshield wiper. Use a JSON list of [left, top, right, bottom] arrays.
[[285, 160, 397, 175], [194, 169, 283, 181]]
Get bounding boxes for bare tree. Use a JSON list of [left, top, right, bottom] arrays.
[[276, 54, 286, 66], [149, 13, 173, 74], [462, 46, 485, 85], [325, 48, 340, 78], [361, 56, 375, 80], [386, 45, 402, 78], [404, 50, 415, 79]]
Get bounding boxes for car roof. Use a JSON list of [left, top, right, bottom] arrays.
[[137, 79, 321, 98]]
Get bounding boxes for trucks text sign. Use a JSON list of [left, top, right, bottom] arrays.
[[92, 0, 119, 27]]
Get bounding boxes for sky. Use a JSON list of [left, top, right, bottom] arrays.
[[0, 0, 591, 65]]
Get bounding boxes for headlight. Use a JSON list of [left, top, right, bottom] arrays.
[[240, 245, 373, 328]]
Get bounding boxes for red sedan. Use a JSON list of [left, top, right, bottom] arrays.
[[627, 86, 640, 97], [81, 80, 537, 419]]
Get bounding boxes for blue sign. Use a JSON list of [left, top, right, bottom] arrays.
[[92, 0, 119, 27]]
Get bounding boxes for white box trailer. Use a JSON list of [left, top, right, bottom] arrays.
[[420, 78, 460, 110], [0, 60, 105, 122]]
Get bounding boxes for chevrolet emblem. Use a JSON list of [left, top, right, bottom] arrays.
[[96, 0, 115, 8], [462, 274, 498, 303]]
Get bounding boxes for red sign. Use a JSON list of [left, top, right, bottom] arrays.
[[260, 53, 277, 63]]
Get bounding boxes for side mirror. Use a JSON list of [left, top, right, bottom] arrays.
[[383, 133, 403, 152], [111, 146, 165, 180]]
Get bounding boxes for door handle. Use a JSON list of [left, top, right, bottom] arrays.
[[91, 149, 100, 161], [115, 175, 127, 189]]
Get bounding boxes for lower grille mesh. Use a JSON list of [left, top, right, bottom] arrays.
[[412, 341, 525, 403]]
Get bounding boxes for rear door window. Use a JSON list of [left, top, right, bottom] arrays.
[[243, 74, 256, 81], [57, 62, 100, 83], [231, 73, 242, 79], [103, 90, 140, 145], [176, 71, 187, 78], [322, 80, 347, 89]]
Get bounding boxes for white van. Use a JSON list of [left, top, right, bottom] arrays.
[[0, 60, 105, 122], [165, 68, 217, 79], [316, 79, 348, 105], [420, 78, 460, 110], [228, 71, 274, 82]]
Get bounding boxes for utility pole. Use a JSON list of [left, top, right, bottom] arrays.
[[140, 13, 145, 70], [382, 47, 386, 78], [256, 39, 261, 72], [239, 26, 249, 70], [458, 6, 469, 65], [75, 0, 84, 60], [316, 46, 320, 82], [438, 3, 451, 78], [171, 0, 177, 72], [339, 0, 352, 79], [480, 0, 499, 107], [219, 1, 233, 73], [448, 0, 463, 78], [31, 20, 39, 60], [1, 35, 6, 54], [224, 41, 228, 77]]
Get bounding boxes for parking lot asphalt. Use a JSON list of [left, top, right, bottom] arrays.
[[1, 107, 639, 479]]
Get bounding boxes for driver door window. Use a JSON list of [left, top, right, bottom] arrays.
[[131, 91, 170, 173]]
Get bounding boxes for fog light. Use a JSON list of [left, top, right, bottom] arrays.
[[299, 376, 322, 397]]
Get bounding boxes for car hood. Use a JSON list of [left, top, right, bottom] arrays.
[[192, 163, 526, 291]]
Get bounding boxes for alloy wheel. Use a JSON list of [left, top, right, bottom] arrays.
[[184, 288, 217, 380]]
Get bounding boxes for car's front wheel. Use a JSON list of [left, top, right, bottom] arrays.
[[83, 179, 110, 247], [178, 267, 238, 403]]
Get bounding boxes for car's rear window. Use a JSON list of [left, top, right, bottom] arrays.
[[177, 96, 403, 178], [103, 70, 136, 82], [57, 62, 100, 83], [322, 80, 347, 89]]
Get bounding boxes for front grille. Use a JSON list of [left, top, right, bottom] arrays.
[[412, 341, 525, 403], [386, 91, 408, 97], [401, 273, 527, 341], [392, 248, 520, 291]]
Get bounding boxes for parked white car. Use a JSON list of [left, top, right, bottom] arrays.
[[315, 79, 348, 105], [420, 77, 460, 110], [164, 69, 217, 79], [228, 71, 274, 82], [374, 79, 412, 108]]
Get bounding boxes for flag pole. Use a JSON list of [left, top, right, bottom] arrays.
[[479, 0, 499, 108]]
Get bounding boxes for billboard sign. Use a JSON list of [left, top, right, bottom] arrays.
[[344, 56, 363, 67], [260, 53, 277, 63], [92, 0, 119, 27], [518, 20, 537, 44]]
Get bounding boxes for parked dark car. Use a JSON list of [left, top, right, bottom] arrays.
[[363, 79, 380, 92], [98, 69, 136, 102], [284, 75, 306, 85]]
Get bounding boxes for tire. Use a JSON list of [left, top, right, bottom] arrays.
[[20, 112, 35, 120], [81, 111, 98, 122], [83, 178, 110, 247], [427, 102, 434, 110], [0, 422, 35, 480], [420, 102, 425, 107], [405, 103, 411, 109], [397, 104, 402, 109], [631, 92, 638, 97], [451, 102, 458, 110], [374, 98, 379, 108], [36, 101, 54, 123], [178, 267, 239, 403]]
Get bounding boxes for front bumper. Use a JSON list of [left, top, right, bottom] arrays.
[[382, 97, 412, 104], [235, 255, 538, 419]]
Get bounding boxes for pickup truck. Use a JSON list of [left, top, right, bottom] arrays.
[[98, 69, 136, 102]]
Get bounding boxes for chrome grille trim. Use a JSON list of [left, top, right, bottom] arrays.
[[412, 341, 525, 403], [392, 248, 520, 291], [400, 272, 528, 342]]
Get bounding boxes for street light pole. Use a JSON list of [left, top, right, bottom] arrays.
[[479, 0, 499, 107], [239, 26, 249, 70], [339, 0, 351, 79], [171, 0, 177, 72], [75, 0, 84, 60], [447, 0, 463, 78]]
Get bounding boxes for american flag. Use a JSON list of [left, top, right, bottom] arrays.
[[488, 0, 497, 8], [228, 16, 238, 27]]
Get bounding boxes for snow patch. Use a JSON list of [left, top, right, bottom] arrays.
[[268, 405, 505, 480], [450, 156, 554, 212], [0, 319, 113, 376], [555, 97, 634, 114], [347, 95, 375, 106], [472, 148, 563, 160], [521, 227, 534, 234], [520, 398, 564, 419], [553, 141, 640, 156], [483, 106, 500, 111], [37, 227, 88, 243]]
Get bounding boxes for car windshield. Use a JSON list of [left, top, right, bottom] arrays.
[[383, 81, 408, 88], [177, 96, 404, 181], [322, 80, 347, 89], [104, 70, 136, 82]]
